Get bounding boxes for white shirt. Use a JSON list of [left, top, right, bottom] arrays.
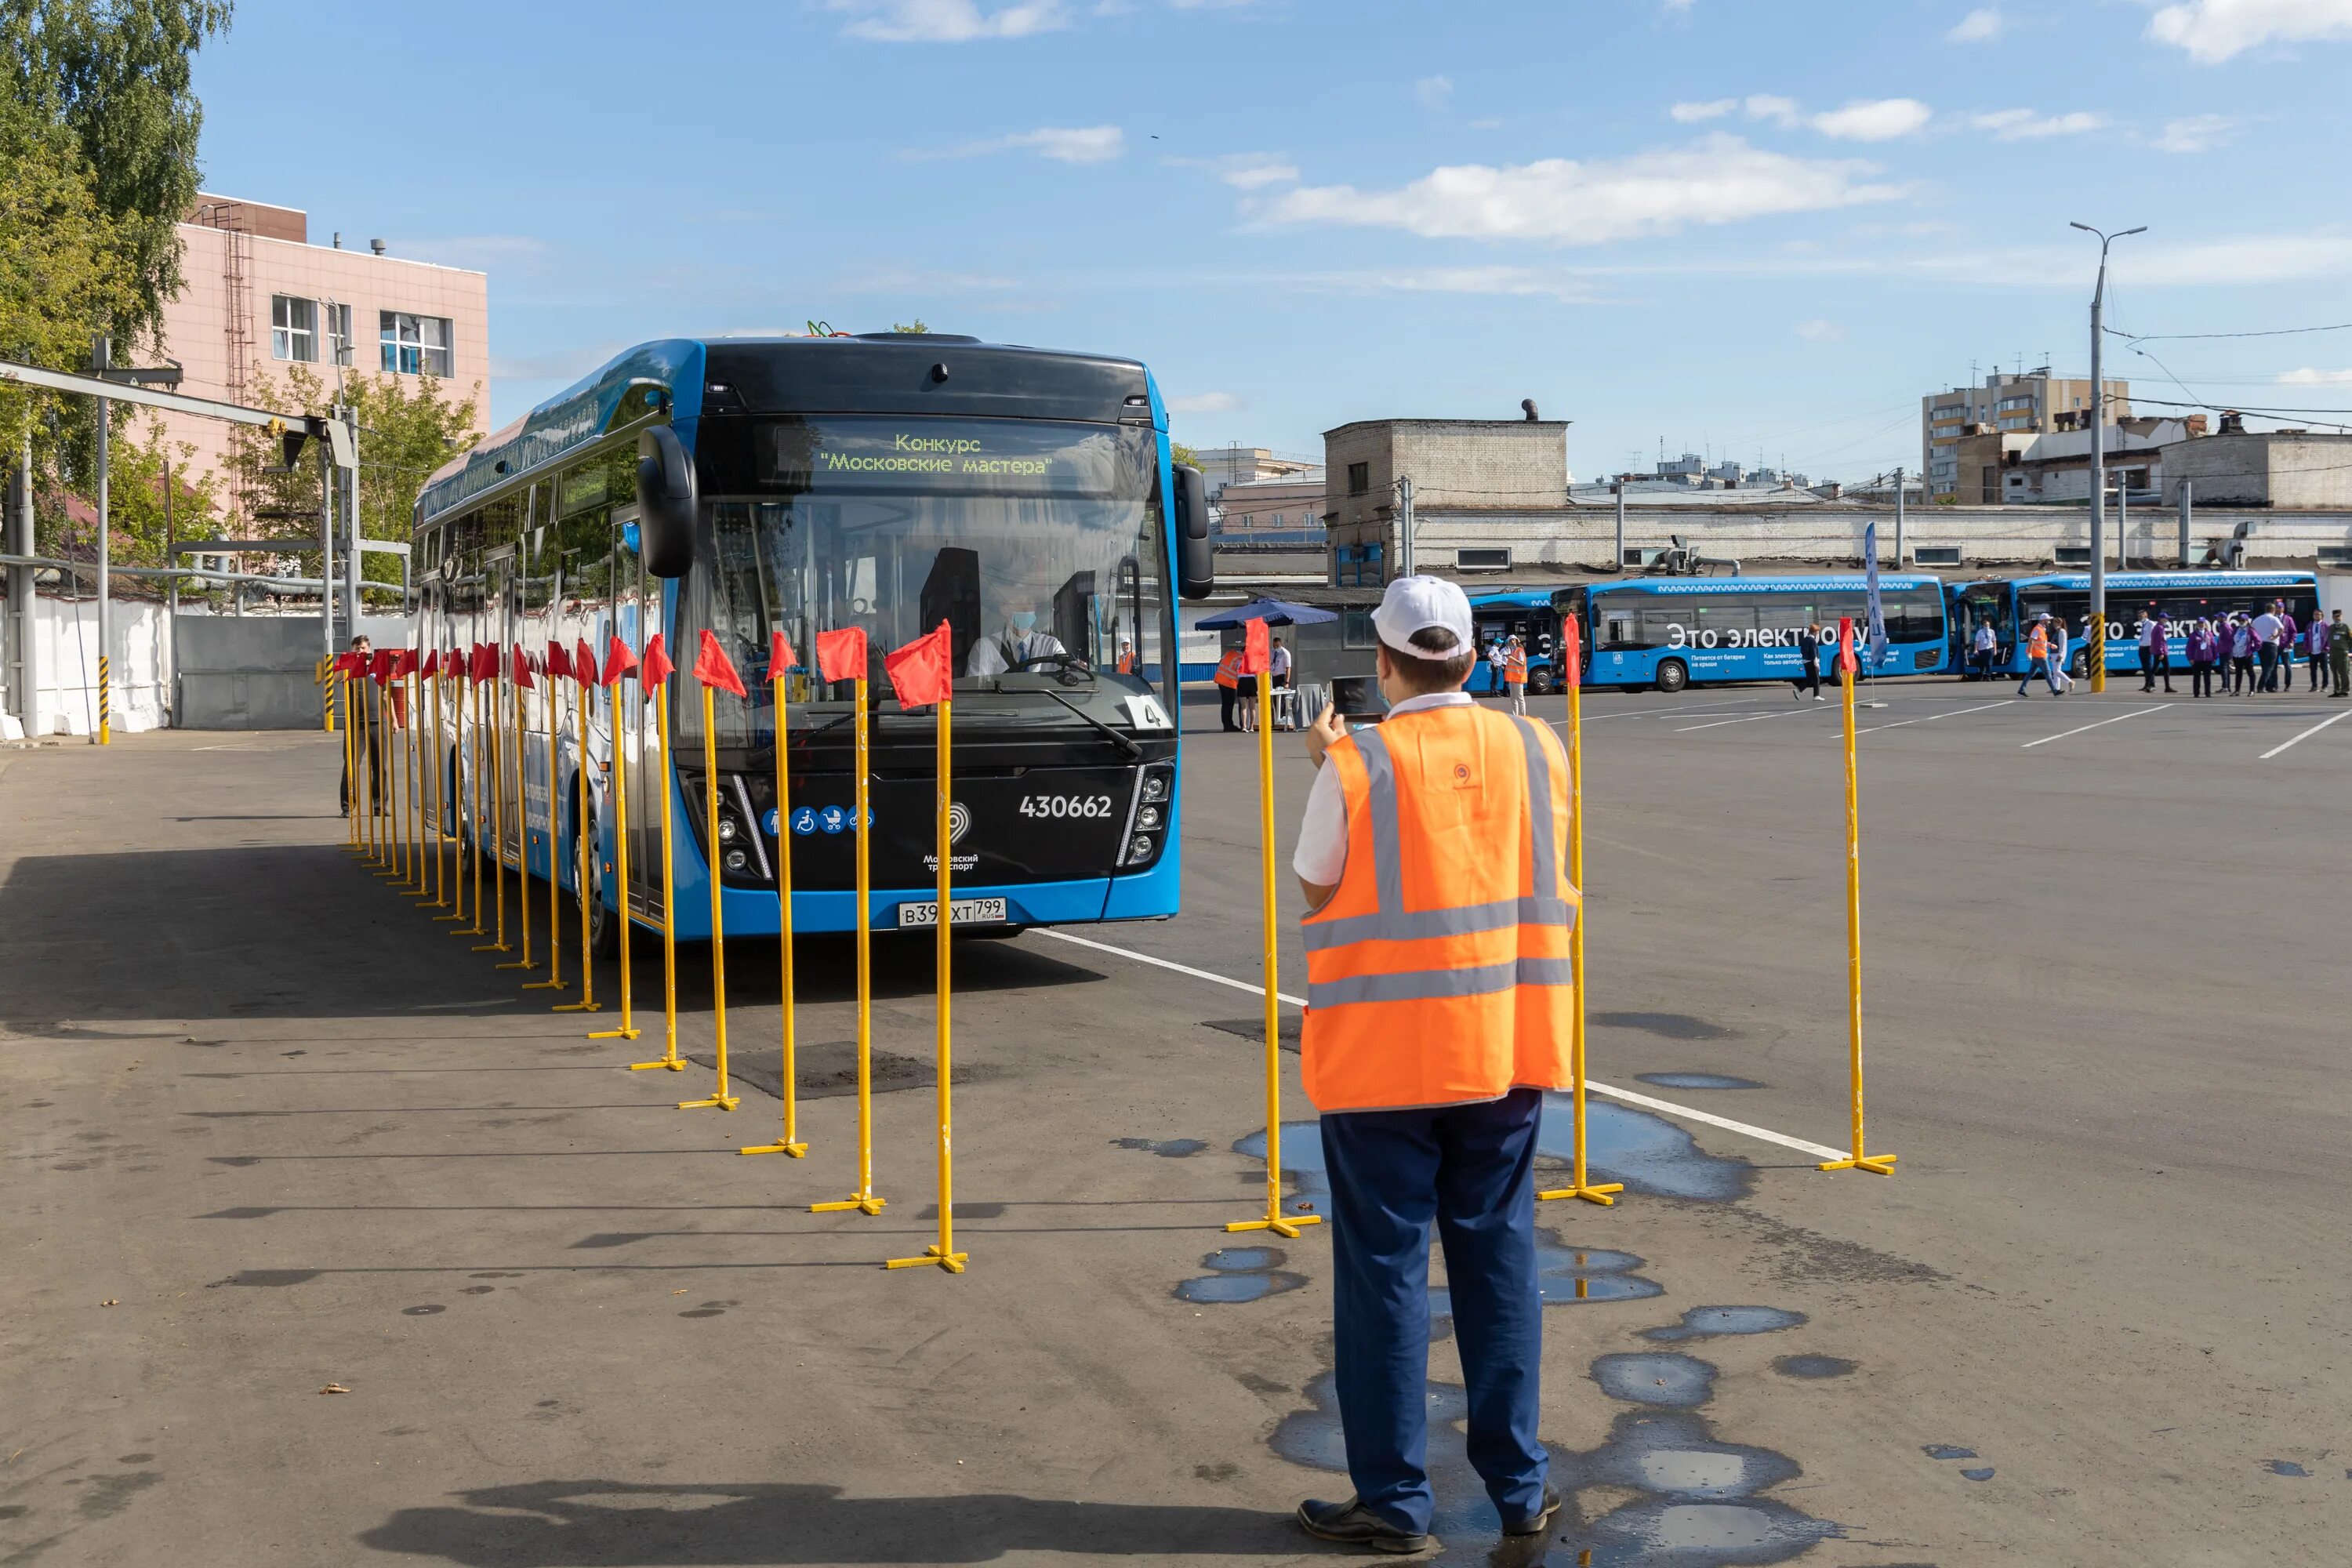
[[967, 629, 1066, 677], [1293, 691, 1475, 887], [1972, 624, 1995, 652], [2252, 612, 2281, 644], [1270, 644, 1292, 677]]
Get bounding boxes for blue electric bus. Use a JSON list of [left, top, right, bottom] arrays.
[[1558, 575, 1952, 691], [1948, 570, 2320, 679], [408, 336, 1209, 946], [1465, 590, 1564, 695]]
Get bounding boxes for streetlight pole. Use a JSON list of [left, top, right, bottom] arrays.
[[2069, 221, 2144, 693]]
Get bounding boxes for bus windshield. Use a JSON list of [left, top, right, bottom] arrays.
[[684, 415, 1170, 750]]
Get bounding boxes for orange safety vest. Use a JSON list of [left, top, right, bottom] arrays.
[[2027, 624, 2049, 660], [1214, 649, 1245, 690], [1503, 646, 1528, 686], [1300, 705, 1579, 1113], [1117, 651, 1137, 674]]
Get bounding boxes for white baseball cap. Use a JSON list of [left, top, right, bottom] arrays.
[[1371, 575, 1475, 660]]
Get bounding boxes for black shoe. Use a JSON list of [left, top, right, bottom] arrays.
[[1295, 1496, 1431, 1554], [1501, 1486, 1563, 1537]]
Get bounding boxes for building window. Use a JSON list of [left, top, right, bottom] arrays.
[[270, 296, 316, 362], [1341, 608, 1376, 648], [323, 303, 353, 366], [381, 311, 452, 376], [1457, 547, 1512, 572], [1347, 461, 1369, 496]]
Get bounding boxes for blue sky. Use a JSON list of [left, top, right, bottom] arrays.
[[191, 0, 2352, 481]]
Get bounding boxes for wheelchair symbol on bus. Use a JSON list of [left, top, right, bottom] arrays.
[[791, 807, 819, 836]]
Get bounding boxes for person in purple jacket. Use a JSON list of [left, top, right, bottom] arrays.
[[2276, 603, 2299, 694], [2186, 618, 2218, 699], [2139, 605, 2175, 694]]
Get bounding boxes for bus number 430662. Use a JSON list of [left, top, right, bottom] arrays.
[[1019, 794, 1116, 819]]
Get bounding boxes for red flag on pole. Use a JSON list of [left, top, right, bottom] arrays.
[[371, 648, 394, 684], [692, 630, 747, 697], [1836, 616, 1857, 674], [1240, 618, 1271, 677], [420, 648, 439, 678], [815, 627, 867, 684], [769, 629, 797, 681], [511, 644, 535, 689], [1562, 613, 1582, 689], [576, 638, 601, 687], [638, 633, 673, 687], [601, 636, 635, 687], [546, 641, 572, 681], [884, 621, 954, 710], [398, 648, 419, 678]]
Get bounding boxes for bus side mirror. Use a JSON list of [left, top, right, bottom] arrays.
[[1174, 463, 1214, 601], [636, 426, 697, 579]]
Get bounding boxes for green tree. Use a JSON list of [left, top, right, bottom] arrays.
[[1171, 440, 1199, 470], [2, 0, 235, 350], [0, 97, 136, 470], [890, 319, 931, 334]]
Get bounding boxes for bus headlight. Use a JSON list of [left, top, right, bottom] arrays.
[[716, 815, 739, 842], [1141, 768, 1171, 804], [1135, 804, 1163, 831], [723, 848, 749, 874], [1126, 835, 1155, 866]]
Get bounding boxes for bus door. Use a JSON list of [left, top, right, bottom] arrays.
[[481, 545, 523, 867], [1953, 585, 2012, 675], [612, 504, 666, 931]]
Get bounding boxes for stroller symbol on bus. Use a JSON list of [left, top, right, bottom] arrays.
[[818, 804, 850, 835]]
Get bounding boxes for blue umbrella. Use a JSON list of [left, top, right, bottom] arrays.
[[1195, 597, 1340, 630]]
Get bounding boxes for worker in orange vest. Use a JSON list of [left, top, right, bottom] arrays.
[[1214, 644, 1247, 731], [1502, 634, 1530, 717], [1116, 640, 1137, 675], [1287, 575, 1575, 1553]]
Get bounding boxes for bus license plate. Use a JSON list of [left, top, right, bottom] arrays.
[[896, 898, 1007, 929]]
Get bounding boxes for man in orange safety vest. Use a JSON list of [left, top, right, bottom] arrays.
[[1287, 575, 1576, 1553], [1214, 644, 1246, 731]]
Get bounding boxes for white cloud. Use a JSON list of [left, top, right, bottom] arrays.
[[2155, 111, 2242, 150], [1969, 107, 2107, 139], [2278, 366, 2352, 384], [1415, 74, 1453, 109], [1167, 390, 1241, 413], [1808, 98, 1934, 140], [1671, 98, 1739, 122], [1166, 151, 1298, 187], [1744, 93, 1801, 126], [829, 0, 1067, 42], [1947, 6, 2006, 40], [1795, 318, 1848, 342], [1257, 135, 1907, 246], [909, 125, 1126, 162], [2147, 0, 2352, 63]]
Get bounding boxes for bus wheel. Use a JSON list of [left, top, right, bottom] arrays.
[[586, 877, 622, 958], [1655, 659, 1690, 694], [1527, 666, 1555, 696]]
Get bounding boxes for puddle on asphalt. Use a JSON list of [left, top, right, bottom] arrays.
[[1110, 1137, 1207, 1158], [1174, 1247, 1307, 1305], [1961, 1467, 1995, 1482], [1922, 1444, 1978, 1461], [1592, 1352, 1720, 1409], [1771, 1354, 1856, 1379], [1593, 1011, 1735, 1040], [1637, 1073, 1765, 1091], [1642, 1305, 1808, 1342], [2264, 1460, 2310, 1477]]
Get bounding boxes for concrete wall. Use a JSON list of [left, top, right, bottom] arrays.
[[2164, 433, 2352, 510]]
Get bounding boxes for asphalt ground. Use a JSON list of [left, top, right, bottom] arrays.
[[3, 674, 2348, 1566]]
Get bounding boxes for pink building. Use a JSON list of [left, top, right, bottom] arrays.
[[152, 194, 490, 513]]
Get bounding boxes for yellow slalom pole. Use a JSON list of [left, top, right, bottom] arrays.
[[341, 673, 360, 850], [566, 676, 611, 1018], [375, 679, 403, 880], [1229, 662, 1319, 1239], [889, 692, 964, 1271], [455, 674, 488, 938], [434, 670, 466, 920], [1541, 622, 1621, 1207], [1820, 621, 1897, 1177], [679, 684, 741, 1113], [815, 670, 884, 1216], [597, 667, 644, 1034], [476, 671, 511, 953], [629, 677, 681, 1067], [742, 665, 805, 1156], [525, 670, 565, 989], [402, 670, 429, 897], [499, 664, 536, 971]]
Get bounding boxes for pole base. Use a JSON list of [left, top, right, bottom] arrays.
[[1817, 1152, 1898, 1175], [739, 1141, 808, 1157], [1537, 1183, 1624, 1207], [473, 942, 511, 953], [557, 1000, 605, 1014], [677, 1094, 739, 1112], [1225, 1213, 1323, 1238], [450, 926, 487, 938], [521, 978, 564, 990], [885, 1246, 966, 1272], [495, 958, 537, 971], [812, 1194, 887, 1215], [626, 1054, 681, 1069], [432, 911, 466, 922]]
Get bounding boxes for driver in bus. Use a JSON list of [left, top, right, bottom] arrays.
[[967, 604, 1069, 677]]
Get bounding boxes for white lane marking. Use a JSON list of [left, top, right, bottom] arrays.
[[1673, 704, 1855, 733], [1858, 699, 2015, 735], [1036, 929, 1855, 1162], [2259, 706, 2352, 760], [2017, 702, 2171, 749], [1561, 697, 1757, 724]]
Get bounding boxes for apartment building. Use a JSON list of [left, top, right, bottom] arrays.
[[153, 194, 491, 518], [1922, 368, 2127, 500]]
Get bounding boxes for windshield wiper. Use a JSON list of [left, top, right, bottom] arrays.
[[1034, 687, 1142, 759]]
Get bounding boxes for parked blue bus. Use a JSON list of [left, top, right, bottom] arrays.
[[1466, 590, 1565, 695], [1556, 575, 1951, 692], [1948, 570, 2321, 679], [408, 336, 1208, 946]]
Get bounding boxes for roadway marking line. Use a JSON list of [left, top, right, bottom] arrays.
[[1035, 929, 1854, 1163], [2018, 703, 2171, 749], [1563, 697, 1757, 724], [1859, 699, 2015, 735], [1674, 704, 1856, 733], [2259, 707, 2352, 760]]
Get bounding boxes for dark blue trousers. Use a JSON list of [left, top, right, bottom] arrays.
[[1320, 1087, 1547, 1534]]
